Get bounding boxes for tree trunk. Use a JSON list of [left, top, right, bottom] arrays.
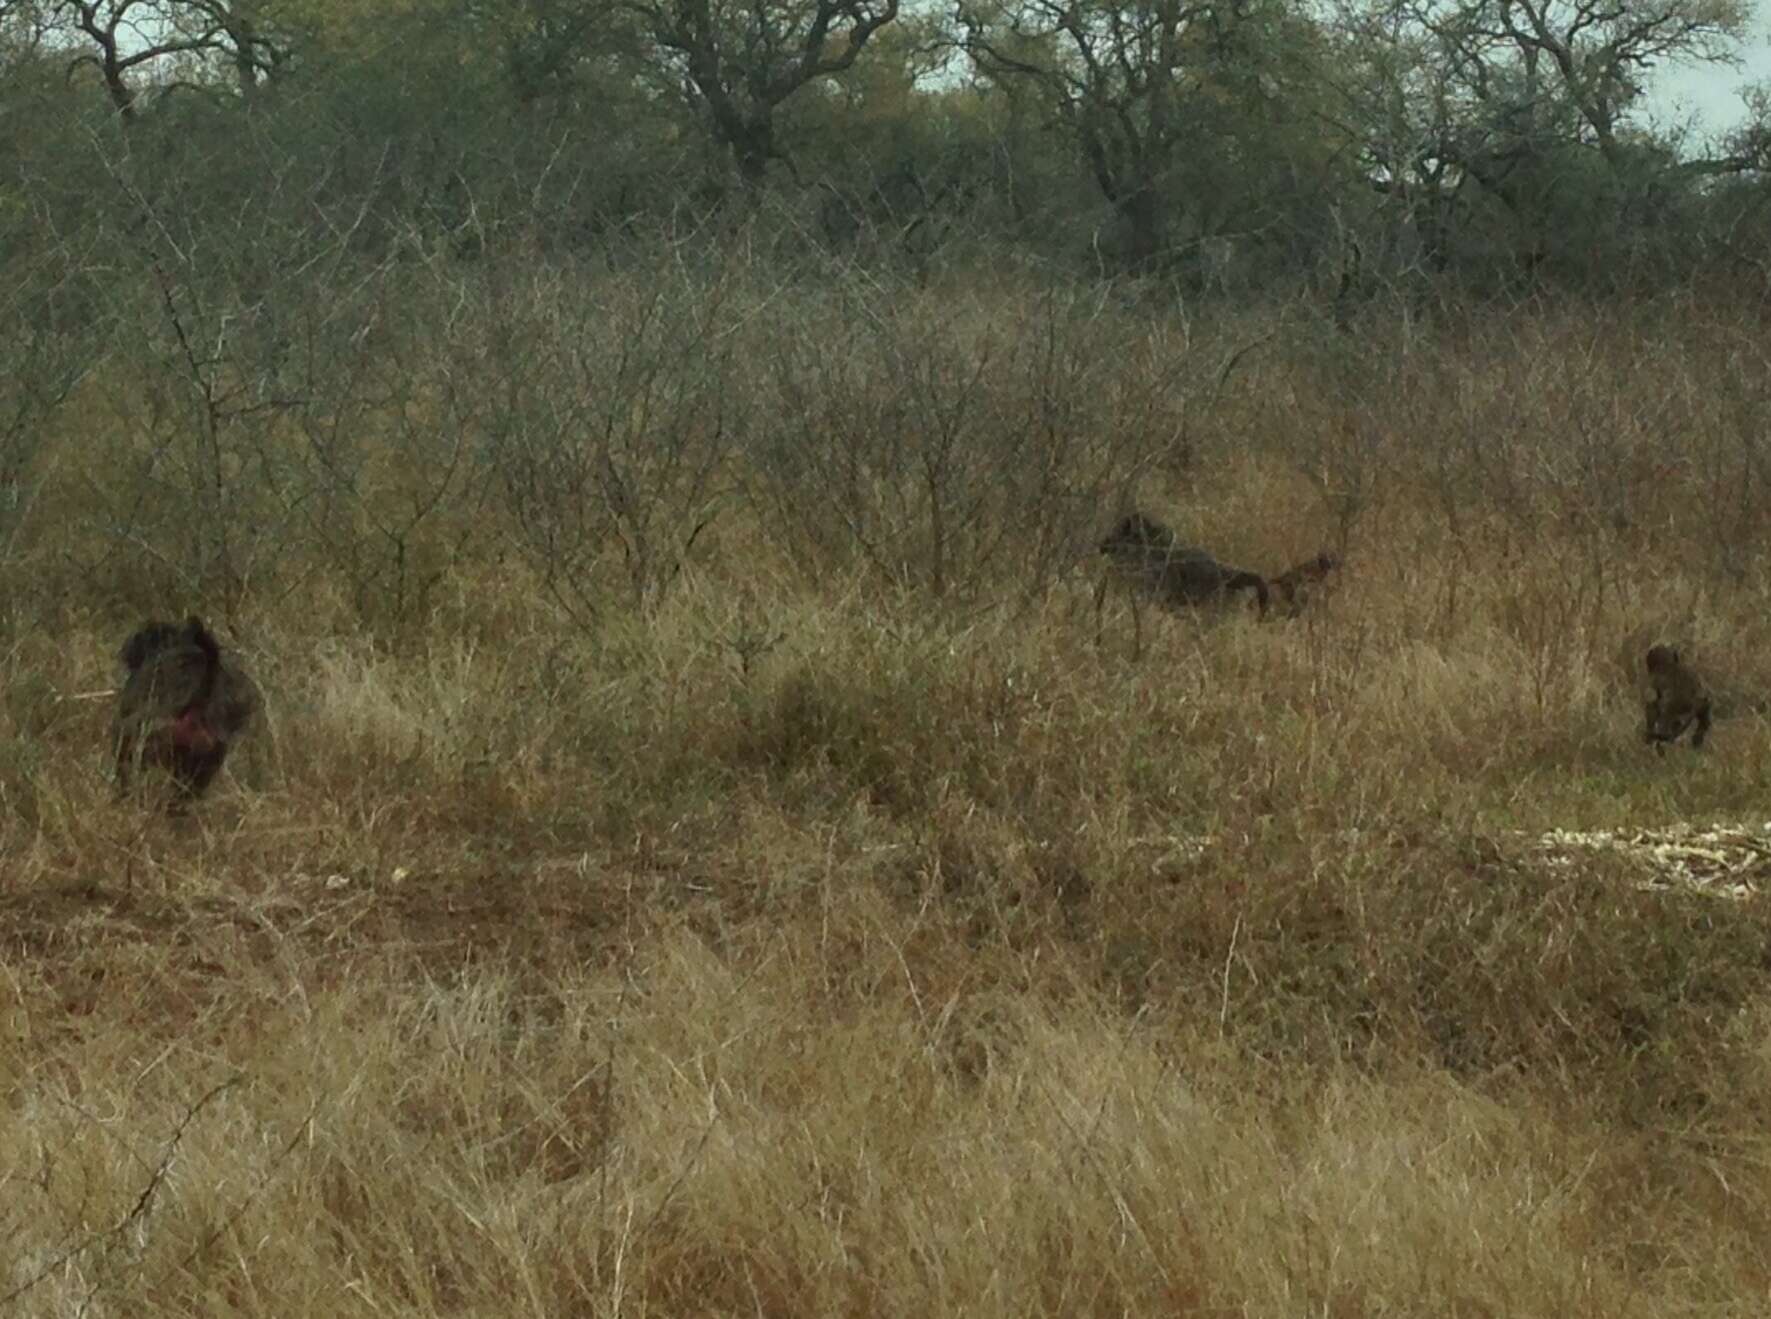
[[1118, 183, 1166, 271], [729, 117, 775, 185]]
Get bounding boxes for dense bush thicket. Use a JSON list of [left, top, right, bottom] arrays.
[[4, 0, 1770, 302], [3, 1, 1769, 640]]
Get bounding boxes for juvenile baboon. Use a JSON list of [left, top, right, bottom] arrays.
[[1095, 511, 1269, 654], [1269, 551, 1341, 617], [1642, 643, 1712, 752], [112, 615, 261, 808]]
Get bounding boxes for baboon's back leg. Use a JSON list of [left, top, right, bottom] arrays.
[[1692, 701, 1712, 749], [166, 757, 222, 816], [1230, 571, 1269, 618]]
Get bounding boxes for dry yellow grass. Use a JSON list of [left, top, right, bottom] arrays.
[[4, 286, 1771, 1315]]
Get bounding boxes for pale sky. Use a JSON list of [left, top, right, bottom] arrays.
[[1649, 12, 1771, 141]]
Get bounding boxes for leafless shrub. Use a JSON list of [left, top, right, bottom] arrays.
[[744, 279, 1196, 610], [472, 259, 744, 624], [0, 320, 91, 564], [67, 152, 354, 608], [285, 258, 499, 630]]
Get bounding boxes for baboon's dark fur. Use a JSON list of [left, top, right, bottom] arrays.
[[1643, 643, 1711, 752], [1097, 512, 1271, 615], [113, 615, 260, 808]]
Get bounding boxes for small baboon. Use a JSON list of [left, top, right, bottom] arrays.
[[1095, 512, 1269, 655], [1642, 643, 1711, 752], [113, 615, 261, 808], [1269, 551, 1341, 617]]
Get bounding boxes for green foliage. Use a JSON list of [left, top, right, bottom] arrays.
[[0, 0, 1765, 311]]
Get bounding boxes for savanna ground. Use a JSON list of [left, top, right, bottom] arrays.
[[4, 264, 1771, 1316]]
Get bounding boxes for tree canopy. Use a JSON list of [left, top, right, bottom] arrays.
[[1, 0, 1767, 290]]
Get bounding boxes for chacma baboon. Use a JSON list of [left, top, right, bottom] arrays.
[[1642, 643, 1711, 752], [1095, 512, 1269, 655], [1269, 551, 1341, 617], [1099, 513, 1271, 612], [113, 615, 260, 808]]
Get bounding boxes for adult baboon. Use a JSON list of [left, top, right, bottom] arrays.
[[1642, 643, 1711, 752], [113, 615, 261, 808], [1269, 552, 1341, 617], [1095, 511, 1269, 655]]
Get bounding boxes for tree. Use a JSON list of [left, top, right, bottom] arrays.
[[957, 0, 1320, 271], [1320, 0, 1758, 282], [28, 0, 291, 118], [1425, 0, 1746, 168], [622, 0, 902, 183]]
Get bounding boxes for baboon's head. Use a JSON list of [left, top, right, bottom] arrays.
[[118, 615, 214, 673], [119, 621, 184, 673], [1645, 643, 1682, 676], [1100, 512, 1173, 558]]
